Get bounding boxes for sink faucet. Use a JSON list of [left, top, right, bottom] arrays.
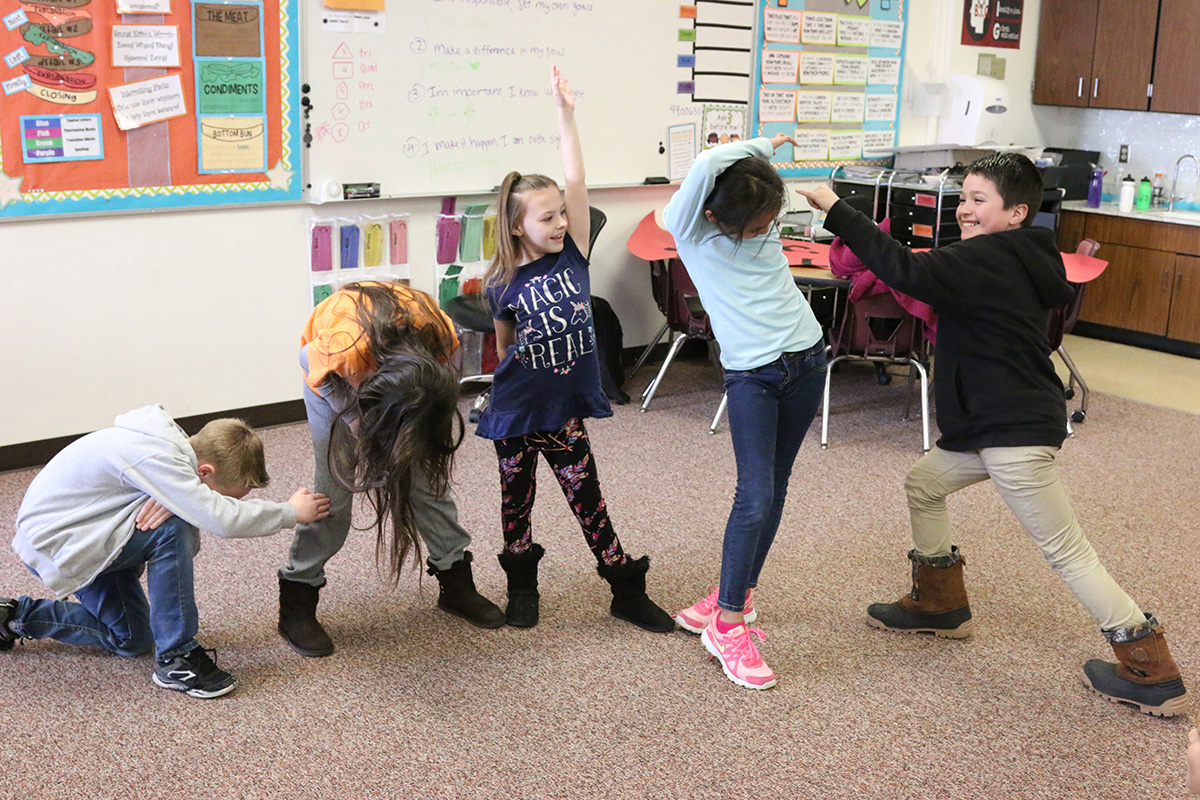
[[1168, 154, 1200, 212]]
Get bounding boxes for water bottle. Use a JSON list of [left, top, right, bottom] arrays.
[[1136, 177, 1152, 211], [1087, 168, 1104, 208], [1119, 175, 1136, 213]]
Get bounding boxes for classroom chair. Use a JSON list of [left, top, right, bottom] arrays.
[[1051, 238, 1104, 428], [443, 206, 607, 422], [820, 290, 931, 452], [637, 257, 720, 414]]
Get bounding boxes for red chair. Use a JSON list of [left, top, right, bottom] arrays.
[[638, 257, 719, 413], [1052, 238, 1106, 427], [820, 290, 931, 452]]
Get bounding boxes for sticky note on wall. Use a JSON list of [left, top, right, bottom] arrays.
[[438, 264, 463, 306], [340, 224, 360, 269], [363, 221, 384, 267], [436, 215, 461, 264], [311, 224, 333, 271], [482, 214, 497, 261], [389, 218, 408, 265]]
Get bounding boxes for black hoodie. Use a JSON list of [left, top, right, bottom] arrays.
[[823, 199, 1076, 452]]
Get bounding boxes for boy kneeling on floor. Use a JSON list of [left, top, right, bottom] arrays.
[[0, 405, 329, 698]]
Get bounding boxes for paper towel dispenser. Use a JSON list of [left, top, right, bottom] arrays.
[[938, 74, 1012, 146]]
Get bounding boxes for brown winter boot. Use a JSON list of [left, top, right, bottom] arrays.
[[866, 546, 975, 638], [1083, 615, 1189, 717]]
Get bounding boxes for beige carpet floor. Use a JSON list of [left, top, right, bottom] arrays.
[[0, 356, 1196, 800]]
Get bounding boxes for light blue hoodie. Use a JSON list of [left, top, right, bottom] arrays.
[[662, 138, 823, 371], [14, 405, 296, 599]]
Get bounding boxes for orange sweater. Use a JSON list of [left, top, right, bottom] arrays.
[[301, 282, 459, 394]]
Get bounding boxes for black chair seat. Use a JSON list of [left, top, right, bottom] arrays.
[[444, 292, 493, 333]]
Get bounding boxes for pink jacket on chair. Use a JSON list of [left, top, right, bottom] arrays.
[[828, 219, 938, 345]]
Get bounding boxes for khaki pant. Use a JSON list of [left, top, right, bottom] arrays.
[[905, 445, 1144, 631]]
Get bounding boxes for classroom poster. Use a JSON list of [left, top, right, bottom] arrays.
[[749, 0, 906, 177], [0, 0, 301, 217], [962, 0, 1022, 49]]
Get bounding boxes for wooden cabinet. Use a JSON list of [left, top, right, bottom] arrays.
[[1149, 0, 1200, 114], [1063, 210, 1200, 343], [1169, 255, 1200, 340], [1077, 242, 1174, 333], [1033, 0, 1159, 111]]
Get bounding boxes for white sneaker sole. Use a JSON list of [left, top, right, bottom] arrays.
[[153, 673, 237, 699], [675, 608, 757, 635], [700, 628, 776, 690]]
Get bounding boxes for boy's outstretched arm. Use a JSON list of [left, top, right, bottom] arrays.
[[552, 65, 590, 258], [289, 488, 331, 525], [136, 489, 330, 530], [796, 185, 966, 312]]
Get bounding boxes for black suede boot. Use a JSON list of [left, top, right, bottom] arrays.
[[278, 578, 334, 657], [497, 544, 544, 628], [597, 556, 674, 633], [427, 551, 505, 629]]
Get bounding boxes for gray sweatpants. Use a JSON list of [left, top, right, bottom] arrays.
[[906, 444, 1144, 632], [279, 347, 471, 586]]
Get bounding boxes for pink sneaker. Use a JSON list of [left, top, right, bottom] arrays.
[[674, 586, 756, 634], [701, 616, 776, 690]]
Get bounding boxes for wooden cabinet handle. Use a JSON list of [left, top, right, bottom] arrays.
[[1176, 272, 1184, 293], [1078, 78, 1083, 98], [1093, 78, 1099, 99], [1163, 269, 1172, 291]]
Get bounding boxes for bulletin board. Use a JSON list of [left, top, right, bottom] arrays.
[[749, 0, 906, 177], [0, 0, 303, 218], [302, 0, 717, 199]]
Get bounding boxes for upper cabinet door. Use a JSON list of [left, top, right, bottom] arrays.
[[1151, 0, 1200, 114], [1090, 0, 1158, 110], [1033, 0, 1099, 107]]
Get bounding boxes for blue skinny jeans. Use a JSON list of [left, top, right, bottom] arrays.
[[718, 342, 826, 612]]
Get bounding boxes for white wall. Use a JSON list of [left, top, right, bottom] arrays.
[[29, 0, 1184, 449], [1, 186, 677, 446]]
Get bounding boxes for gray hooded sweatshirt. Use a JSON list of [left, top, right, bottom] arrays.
[[14, 405, 297, 599]]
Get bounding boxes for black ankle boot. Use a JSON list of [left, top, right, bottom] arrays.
[[597, 556, 674, 633], [278, 578, 334, 657], [497, 544, 544, 628], [427, 551, 505, 629]]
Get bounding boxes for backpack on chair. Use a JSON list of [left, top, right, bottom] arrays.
[[591, 296, 629, 404]]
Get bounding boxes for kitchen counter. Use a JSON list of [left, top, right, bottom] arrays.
[[1061, 199, 1200, 228]]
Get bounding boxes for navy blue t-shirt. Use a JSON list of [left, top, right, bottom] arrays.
[[475, 233, 612, 440]]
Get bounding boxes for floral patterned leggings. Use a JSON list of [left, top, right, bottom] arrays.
[[493, 418, 626, 566]]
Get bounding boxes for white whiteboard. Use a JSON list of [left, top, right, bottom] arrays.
[[302, 0, 730, 198]]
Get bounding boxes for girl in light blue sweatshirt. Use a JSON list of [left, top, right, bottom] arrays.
[[664, 136, 825, 690]]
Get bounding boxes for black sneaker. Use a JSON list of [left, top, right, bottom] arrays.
[[153, 647, 237, 699], [0, 597, 17, 652]]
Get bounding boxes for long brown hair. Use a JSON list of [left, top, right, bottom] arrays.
[[484, 170, 560, 293], [323, 281, 464, 582]]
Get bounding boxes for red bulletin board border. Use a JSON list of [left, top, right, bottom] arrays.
[[0, 0, 301, 216]]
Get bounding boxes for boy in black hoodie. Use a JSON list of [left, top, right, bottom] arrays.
[[799, 153, 1187, 717]]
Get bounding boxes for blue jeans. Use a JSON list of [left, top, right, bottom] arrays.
[[718, 342, 826, 612], [13, 515, 201, 659]]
